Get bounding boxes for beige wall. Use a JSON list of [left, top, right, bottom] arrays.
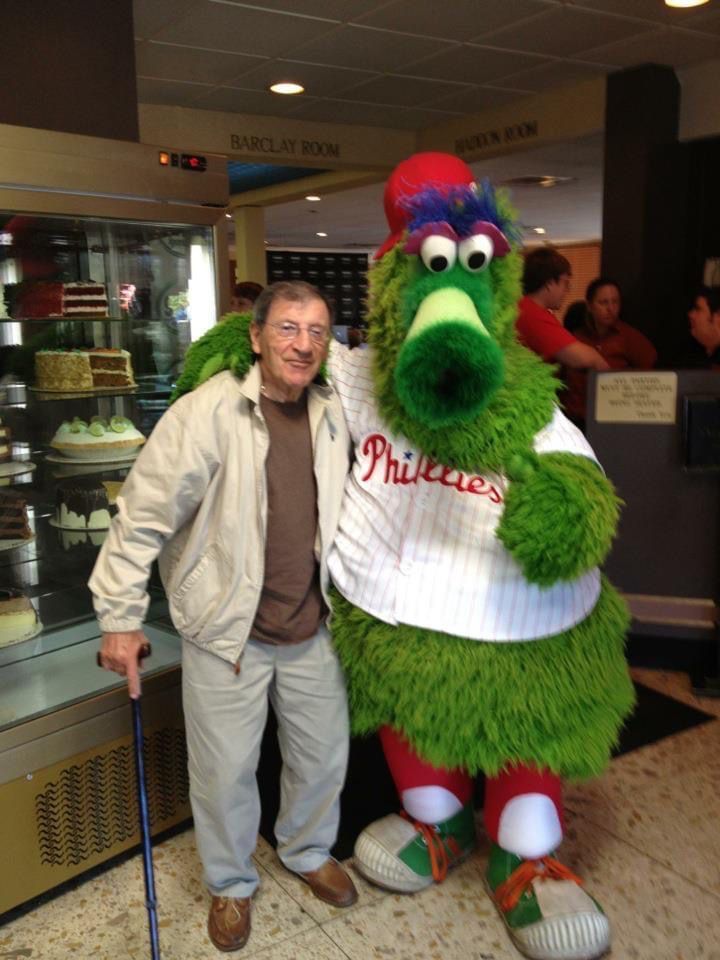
[[557, 241, 602, 312]]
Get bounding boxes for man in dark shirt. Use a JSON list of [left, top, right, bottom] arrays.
[[92, 282, 356, 953]]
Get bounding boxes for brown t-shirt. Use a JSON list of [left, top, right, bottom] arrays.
[[251, 393, 326, 644]]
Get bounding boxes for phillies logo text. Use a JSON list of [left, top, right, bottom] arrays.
[[361, 433, 502, 502]]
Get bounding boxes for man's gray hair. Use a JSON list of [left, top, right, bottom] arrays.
[[253, 280, 334, 328]]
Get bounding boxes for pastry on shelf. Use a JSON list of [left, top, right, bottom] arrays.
[[0, 588, 42, 648], [50, 416, 145, 461], [35, 347, 136, 392], [0, 490, 33, 547], [52, 476, 119, 530], [0, 419, 11, 463]]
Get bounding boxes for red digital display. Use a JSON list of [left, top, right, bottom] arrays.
[[181, 153, 207, 172]]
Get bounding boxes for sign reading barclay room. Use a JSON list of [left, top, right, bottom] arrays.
[[230, 134, 340, 159]]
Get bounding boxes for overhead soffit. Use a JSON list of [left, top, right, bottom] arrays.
[[133, 0, 720, 245]]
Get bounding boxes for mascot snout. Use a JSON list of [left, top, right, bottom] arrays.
[[394, 287, 505, 428]]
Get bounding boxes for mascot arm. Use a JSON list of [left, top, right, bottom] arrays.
[[169, 312, 254, 403], [496, 450, 621, 587]]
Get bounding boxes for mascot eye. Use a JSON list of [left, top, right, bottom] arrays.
[[458, 234, 494, 273], [420, 235, 457, 273]]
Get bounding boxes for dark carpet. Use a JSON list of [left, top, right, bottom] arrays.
[[257, 681, 715, 859]]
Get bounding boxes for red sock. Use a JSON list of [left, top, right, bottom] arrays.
[[484, 764, 564, 844], [379, 725, 474, 806]]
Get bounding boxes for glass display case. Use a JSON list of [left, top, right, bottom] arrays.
[[0, 124, 229, 915], [0, 212, 218, 727]]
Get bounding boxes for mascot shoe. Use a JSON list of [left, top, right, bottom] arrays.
[[354, 802, 476, 893], [486, 844, 610, 960]]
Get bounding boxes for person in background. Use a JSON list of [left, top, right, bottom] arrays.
[[562, 299, 588, 334], [516, 247, 609, 373], [91, 281, 356, 953], [231, 280, 264, 313], [688, 286, 720, 366], [562, 276, 657, 429], [347, 326, 368, 349]]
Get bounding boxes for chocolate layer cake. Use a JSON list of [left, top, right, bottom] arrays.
[[0, 491, 32, 543], [54, 477, 116, 530], [0, 587, 41, 648]]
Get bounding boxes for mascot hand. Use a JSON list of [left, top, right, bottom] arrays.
[[497, 451, 621, 586], [170, 312, 254, 403]]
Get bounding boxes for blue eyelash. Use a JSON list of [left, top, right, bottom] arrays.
[[400, 179, 520, 244]]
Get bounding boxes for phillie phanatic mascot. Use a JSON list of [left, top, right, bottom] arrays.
[[173, 152, 634, 960]]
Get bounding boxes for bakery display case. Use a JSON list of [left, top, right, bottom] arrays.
[[0, 123, 229, 915]]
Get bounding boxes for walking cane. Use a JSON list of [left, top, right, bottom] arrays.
[[98, 643, 161, 960]]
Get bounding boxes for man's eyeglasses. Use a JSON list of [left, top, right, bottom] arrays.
[[267, 320, 330, 344]]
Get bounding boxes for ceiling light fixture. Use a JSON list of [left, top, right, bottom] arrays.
[[316, 231, 328, 238], [305, 195, 321, 202], [269, 82, 304, 95], [499, 175, 576, 188], [665, 0, 709, 8], [532, 227, 547, 235]]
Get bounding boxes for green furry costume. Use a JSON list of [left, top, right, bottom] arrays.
[[173, 247, 633, 784]]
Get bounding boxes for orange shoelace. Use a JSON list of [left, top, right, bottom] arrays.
[[400, 811, 462, 883], [494, 856, 584, 913]]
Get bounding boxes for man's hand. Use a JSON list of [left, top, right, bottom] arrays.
[[98, 630, 150, 700]]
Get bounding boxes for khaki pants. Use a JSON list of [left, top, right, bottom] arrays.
[[182, 625, 350, 897]]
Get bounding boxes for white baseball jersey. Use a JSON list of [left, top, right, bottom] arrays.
[[327, 345, 601, 643]]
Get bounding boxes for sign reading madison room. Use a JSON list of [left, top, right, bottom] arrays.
[[455, 120, 539, 156], [230, 134, 341, 159]]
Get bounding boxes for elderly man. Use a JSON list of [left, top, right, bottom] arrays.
[[90, 281, 356, 953]]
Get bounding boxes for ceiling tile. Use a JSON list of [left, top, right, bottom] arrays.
[[288, 24, 453, 72], [136, 41, 265, 84], [336, 74, 469, 108], [564, 0, 704, 26], [396, 44, 545, 84], [190, 85, 316, 116], [133, 0, 198, 39], [424, 84, 532, 114], [497, 59, 610, 93], [354, 0, 551, 42], [213, 0, 385, 19], [225, 59, 376, 97], [474, 7, 656, 58], [136, 76, 215, 107], [580, 27, 720, 69], [680, 7, 720, 33], [154, 2, 337, 57], [289, 98, 457, 129]]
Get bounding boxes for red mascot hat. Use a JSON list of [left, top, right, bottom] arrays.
[[375, 152, 476, 260]]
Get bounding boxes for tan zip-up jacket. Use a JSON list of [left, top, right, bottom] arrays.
[[89, 365, 350, 665]]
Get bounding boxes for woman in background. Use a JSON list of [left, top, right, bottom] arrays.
[[562, 277, 657, 429]]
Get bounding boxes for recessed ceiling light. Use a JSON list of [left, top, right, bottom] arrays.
[[665, 0, 709, 7], [269, 82, 304, 95], [305, 195, 321, 202], [500, 175, 576, 188], [532, 227, 547, 235], [316, 231, 328, 238]]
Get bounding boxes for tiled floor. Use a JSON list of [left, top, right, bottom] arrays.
[[2, 667, 720, 960]]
